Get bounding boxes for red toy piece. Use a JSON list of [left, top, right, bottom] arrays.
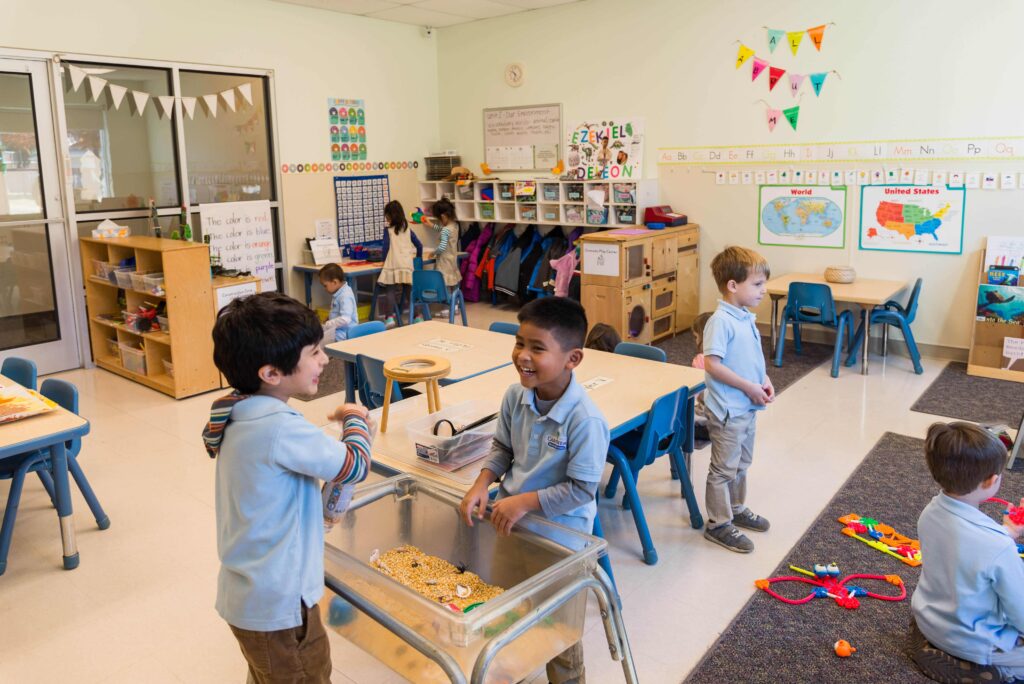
[[755, 563, 906, 610], [987, 497, 1024, 526]]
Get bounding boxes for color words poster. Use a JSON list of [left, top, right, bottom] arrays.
[[859, 185, 966, 254], [201, 200, 276, 292], [567, 119, 645, 180], [328, 98, 367, 162], [758, 185, 846, 249]]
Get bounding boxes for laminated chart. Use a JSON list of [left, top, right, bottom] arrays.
[[335, 175, 390, 246]]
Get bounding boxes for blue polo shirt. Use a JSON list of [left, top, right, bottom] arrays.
[[329, 283, 357, 342], [481, 375, 609, 532], [214, 396, 350, 631], [702, 299, 767, 421], [912, 493, 1024, 664]]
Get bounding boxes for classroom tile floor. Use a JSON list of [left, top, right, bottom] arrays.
[[0, 301, 949, 683]]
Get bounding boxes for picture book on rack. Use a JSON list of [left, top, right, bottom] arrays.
[[984, 236, 1024, 285], [977, 285, 1024, 325]]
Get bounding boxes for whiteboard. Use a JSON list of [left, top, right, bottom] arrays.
[[483, 103, 561, 171], [200, 200, 277, 293]]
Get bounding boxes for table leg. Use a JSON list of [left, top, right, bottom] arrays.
[[769, 295, 781, 352], [304, 272, 313, 307], [380, 379, 393, 433], [860, 308, 870, 375], [51, 441, 79, 570], [881, 324, 889, 357], [425, 380, 435, 414], [432, 380, 442, 413], [343, 361, 357, 403]]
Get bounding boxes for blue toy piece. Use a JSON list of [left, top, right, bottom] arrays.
[[845, 278, 923, 374], [613, 341, 668, 363], [355, 354, 403, 410], [408, 269, 467, 326], [774, 282, 854, 378], [602, 387, 704, 565], [1, 357, 37, 390], [488, 321, 519, 336], [327, 596, 357, 627]]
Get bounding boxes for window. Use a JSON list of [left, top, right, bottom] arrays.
[[0, 73, 44, 220]]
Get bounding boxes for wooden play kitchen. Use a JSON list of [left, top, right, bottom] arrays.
[[579, 224, 700, 344]]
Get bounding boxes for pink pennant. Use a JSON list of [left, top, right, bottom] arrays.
[[766, 108, 782, 132], [751, 57, 768, 81], [768, 66, 786, 91], [788, 73, 805, 98]]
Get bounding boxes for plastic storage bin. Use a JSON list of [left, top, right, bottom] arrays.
[[520, 205, 537, 222], [566, 184, 584, 202], [321, 474, 605, 684], [162, 358, 174, 378], [93, 260, 116, 279], [157, 315, 170, 333], [110, 267, 132, 286], [129, 271, 150, 290], [104, 337, 120, 360], [143, 273, 165, 296], [542, 185, 560, 201], [404, 400, 497, 471], [616, 207, 636, 224], [479, 203, 495, 220], [118, 343, 147, 374], [587, 207, 609, 225]]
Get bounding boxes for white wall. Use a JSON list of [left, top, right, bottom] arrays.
[[437, 0, 1024, 350]]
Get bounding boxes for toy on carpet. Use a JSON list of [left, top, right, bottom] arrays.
[[984, 497, 1024, 558], [838, 514, 922, 567], [754, 562, 905, 610], [833, 639, 857, 657]]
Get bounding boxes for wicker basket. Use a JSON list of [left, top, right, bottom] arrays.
[[824, 265, 856, 284]]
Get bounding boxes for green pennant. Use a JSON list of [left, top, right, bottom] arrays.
[[783, 105, 800, 131]]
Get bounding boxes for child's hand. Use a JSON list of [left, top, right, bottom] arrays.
[[460, 485, 489, 527], [744, 381, 770, 406], [490, 494, 533, 536], [1005, 498, 1024, 539], [763, 377, 775, 403], [330, 403, 368, 423]]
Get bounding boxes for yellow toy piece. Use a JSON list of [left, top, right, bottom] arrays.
[[838, 514, 922, 567]]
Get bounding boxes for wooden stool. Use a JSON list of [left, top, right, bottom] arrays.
[[380, 355, 451, 433]]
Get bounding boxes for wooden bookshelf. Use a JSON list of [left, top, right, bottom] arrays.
[[967, 247, 1024, 383], [80, 236, 220, 398]]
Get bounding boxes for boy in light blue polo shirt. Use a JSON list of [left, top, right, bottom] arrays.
[[204, 292, 373, 683], [911, 422, 1024, 682], [319, 263, 358, 341], [461, 297, 608, 684], [702, 246, 774, 553]]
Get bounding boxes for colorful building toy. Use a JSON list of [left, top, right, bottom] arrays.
[[837, 514, 922, 567], [755, 562, 906, 609]]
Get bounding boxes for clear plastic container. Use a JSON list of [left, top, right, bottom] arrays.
[[104, 337, 120, 360], [129, 271, 150, 290], [143, 273, 165, 296], [321, 474, 603, 684], [157, 315, 170, 332], [118, 343, 147, 374], [93, 259, 116, 279], [122, 309, 140, 332], [404, 400, 497, 471], [162, 358, 174, 378], [114, 268, 136, 289]]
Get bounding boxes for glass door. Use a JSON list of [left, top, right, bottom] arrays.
[[0, 59, 79, 373]]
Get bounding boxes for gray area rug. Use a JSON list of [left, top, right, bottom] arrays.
[[657, 330, 836, 396], [685, 432, 1024, 684], [911, 361, 1024, 427]]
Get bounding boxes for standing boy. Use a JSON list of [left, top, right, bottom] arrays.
[[205, 292, 373, 683], [702, 246, 774, 553], [460, 297, 608, 684], [319, 263, 358, 342]]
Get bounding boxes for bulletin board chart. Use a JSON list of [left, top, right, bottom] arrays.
[[334, 174, 389, 246]]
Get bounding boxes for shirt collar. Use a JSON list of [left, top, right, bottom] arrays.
[[519, 372, 582, 425], [935, 492, 1008, 534], [717, 299, 754, 321]]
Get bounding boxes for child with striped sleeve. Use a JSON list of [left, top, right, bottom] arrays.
[[203, 292, 374, 683]]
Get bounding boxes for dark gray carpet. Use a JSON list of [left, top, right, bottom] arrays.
[[912, 361, 1024, 427], [685, 432, 1024, 684], [657, 330, 836, 395], [296, 358, 346, 401]]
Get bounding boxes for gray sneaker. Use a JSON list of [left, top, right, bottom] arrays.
[[704, 524, 754, 553], [733, 510, 771, 532]]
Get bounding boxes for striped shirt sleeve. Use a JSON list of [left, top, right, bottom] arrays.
[[330, 414, 372, 484], [435, 226, 452, 254]]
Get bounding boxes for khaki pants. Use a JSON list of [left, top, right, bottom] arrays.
[[705, 410, 757, 529], [229, 602, 332, 684]]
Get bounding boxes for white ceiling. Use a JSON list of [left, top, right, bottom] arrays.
[[272, 0, 582, 28]]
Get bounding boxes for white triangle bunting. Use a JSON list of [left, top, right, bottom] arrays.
[[130, 90, 149, 116], [181, 96, 197, 120], [236, 82, 253, 106], [220, 89, 236, 113], [201, 93, 219, 118], [107, 84, 127, 110], [67, 64, 87, 93], [86, 75, 107, 102], [155, 95, 175, 120]]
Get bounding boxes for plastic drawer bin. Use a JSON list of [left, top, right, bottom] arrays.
[[542, 185, 560, 201], [104, 338, 120, 360], [157, 315, 170, 332], [143, 273, 165, 296], [162, 358, 174, 378], [93, 260, 116, 279], [404, 400, 497, 471], [118, 343, 147, 375], [321, 474, 623, 684], [129, 271, 150, 290], [112, 267, 134, 287]]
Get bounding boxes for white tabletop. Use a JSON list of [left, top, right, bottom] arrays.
[[766, 273, 908, 306]]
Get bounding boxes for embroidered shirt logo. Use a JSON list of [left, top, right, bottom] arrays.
[[546, 435, 567, 450]]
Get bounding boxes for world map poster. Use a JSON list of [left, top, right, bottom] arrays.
[[758, 185, 847, 249], [859, 184, 966, 254]]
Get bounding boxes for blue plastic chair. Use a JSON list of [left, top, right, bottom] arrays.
[[348, 320, 385, 339], [409, 269, 467, 326], [488, 321, 519, 336], [774, 282, 854, 378], [614, 341, 668, 363], [845, 278, 923, 374], [1, 357, 37, 390], [354, 353, 404, 410], [602, 388, 704, 565], [591, 510, 618, 601], [0, 378, 108, 576]]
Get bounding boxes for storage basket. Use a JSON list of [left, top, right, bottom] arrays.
[[143, 273, 165, 296], [824, 265, 856, 284], [405, 400, 497, 471], [162, 358, 174, 378], [118, 343, 147, 374]]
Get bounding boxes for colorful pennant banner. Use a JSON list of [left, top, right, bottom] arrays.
[[751, 57, 768, 81], [757, 98, 801, 132], [768, 66, 785, 91], [736, 44, 755, 69], [763, 23, 835, 55]]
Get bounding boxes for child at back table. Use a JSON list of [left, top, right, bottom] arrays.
[[319, 263, 357, 342], [378, 199, 423, 328], [460, 297, 608, 684], [205, 292, 373, 683], [912, 422, 1024, 682], [702, 246, 774, 553]]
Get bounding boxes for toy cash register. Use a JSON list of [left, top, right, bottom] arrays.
[[644, 206, 687, 227]]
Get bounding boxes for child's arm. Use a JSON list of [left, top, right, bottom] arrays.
[[435, 226, 452, 255], [272, 405, 372, 485], [704, 355, 770, 406], [326, 404, 372, 484], [323, 289, 357, 334], [381, 228, 391, 260], [461, 393, 513, 526], [410, 230, 423, 259], [992, 544, 1024, 632]]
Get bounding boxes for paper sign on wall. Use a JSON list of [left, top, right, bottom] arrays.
[[582, 243, 619, 277], [1003, 337, 1024, 370], [201, 200, 276, 292], [215, 281, 260, 312]]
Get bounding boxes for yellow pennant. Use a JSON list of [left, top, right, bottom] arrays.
[[736, 44, 755, 69], [787, 30, 804, 56]]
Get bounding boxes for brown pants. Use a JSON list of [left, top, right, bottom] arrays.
[[229, 602, 332, 684]]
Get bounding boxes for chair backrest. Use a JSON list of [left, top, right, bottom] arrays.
[[411, 269, 450, 305], [488, 321, 519, 336], [1, 357, 37, 390], [635, 388, 685, 465], [614, 341, 667, 363], [786, 282, 838, 325], [348, 321, 385, 339], [39, 378, 80, 457], [355, 354, 402, 410], [904, 278, 923, 324]]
